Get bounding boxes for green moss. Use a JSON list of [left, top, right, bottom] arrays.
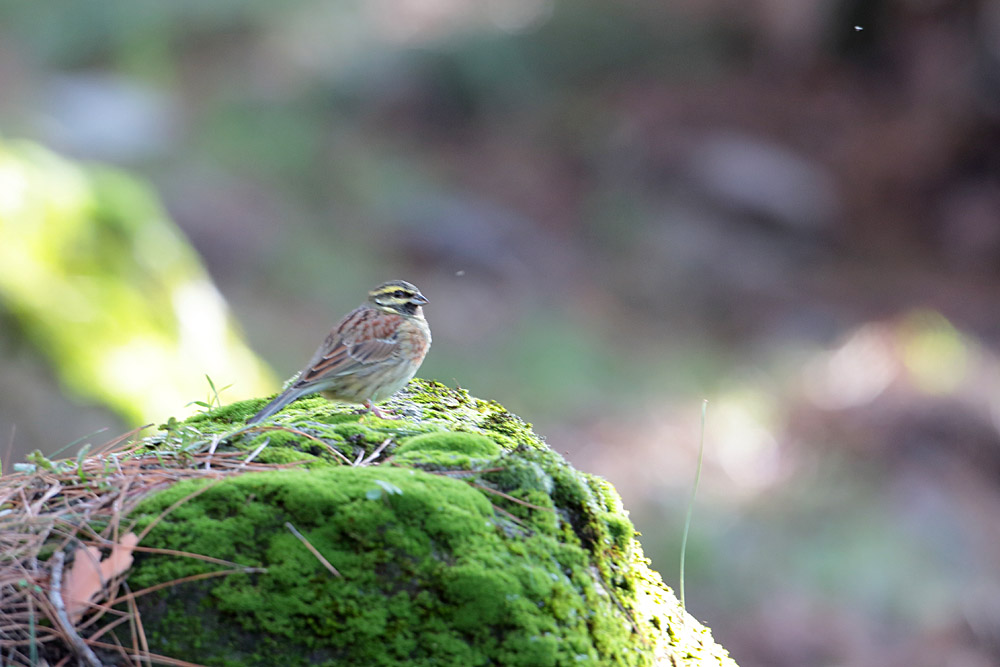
[[398, 381, 542, 450], [397, 432, 501, 457], [603, 512, 636, 552], [393, 432, 502, 470], [250, 446, 319, 465], [124, 380, 737, 666], [186, 399, 259, 425], [132, 468, 610, 666]]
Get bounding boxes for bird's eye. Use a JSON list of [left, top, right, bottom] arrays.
[[393, 290, 406, 298]]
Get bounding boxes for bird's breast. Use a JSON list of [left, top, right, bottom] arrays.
[[397, 316, 431, 362]]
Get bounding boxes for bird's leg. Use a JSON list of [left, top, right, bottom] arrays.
[[365, 400, 400, 420]]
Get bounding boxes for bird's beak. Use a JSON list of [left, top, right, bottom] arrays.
[[412, 293, 429, 305]]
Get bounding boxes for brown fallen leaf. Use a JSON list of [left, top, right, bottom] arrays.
[[62, 532, 139, 623]]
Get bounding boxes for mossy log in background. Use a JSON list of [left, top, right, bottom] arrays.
[[120, 380, 736, 666], [0, 138, 274, 427]]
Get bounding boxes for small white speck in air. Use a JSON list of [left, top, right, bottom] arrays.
[[854, 25, 863, 31]]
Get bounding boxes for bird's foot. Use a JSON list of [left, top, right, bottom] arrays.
[[365, 401, 401, 420]]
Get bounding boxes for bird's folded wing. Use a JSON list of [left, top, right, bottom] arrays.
[[298, 335, 398, 384]]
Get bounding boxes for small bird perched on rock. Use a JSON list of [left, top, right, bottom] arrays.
[[247, 280, 431, 423]]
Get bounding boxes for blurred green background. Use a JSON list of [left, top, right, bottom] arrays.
[[2, 1, 999, 665]]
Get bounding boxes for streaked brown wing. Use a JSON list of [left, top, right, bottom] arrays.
[[296, 306, 400, 385]]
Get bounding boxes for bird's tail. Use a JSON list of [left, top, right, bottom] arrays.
[[246, 386, 309, 424]]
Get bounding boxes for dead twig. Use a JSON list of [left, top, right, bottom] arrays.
[[240, 439, 270, 466], [203, 435, 222, 470], [48, 551, 102, 667], [357, 438, 393, 466]]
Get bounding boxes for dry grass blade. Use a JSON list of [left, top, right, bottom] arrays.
[[121, 545, 258, 570], [358, 438, 393, 466], [89, 621, 136, 667], [285, 522, 341, 577], [426, 467, 506, 476], [468, 481, 554, 512], [242, 424, 353, 465], [79, 606, 131, 643], [134, 479, 223, 544], [91, 424, 154, 457], [86, 639, 213, 667], [489, 502, 529, 527], [240, 439, 270, 465], [106, 567, 267, 608], [29, 482, 62, 515], [128, 584, 152, 667], [0, 421, 310, 667]]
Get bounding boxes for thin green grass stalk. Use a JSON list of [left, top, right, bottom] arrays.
[[679, 400, 707, 609], [49, 426, 110, 459], [28, 591, 37, 666], [2, 423, 15, 476]]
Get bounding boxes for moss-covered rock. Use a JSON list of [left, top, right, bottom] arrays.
[[127, 379, 737, 666]]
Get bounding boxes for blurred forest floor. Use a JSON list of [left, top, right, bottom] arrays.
[[1, 1, 999, 665]]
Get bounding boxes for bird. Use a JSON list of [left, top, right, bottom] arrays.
[[247, 280, 431, 424]]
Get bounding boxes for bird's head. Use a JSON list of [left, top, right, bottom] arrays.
[[369, 280, 428, 317]]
